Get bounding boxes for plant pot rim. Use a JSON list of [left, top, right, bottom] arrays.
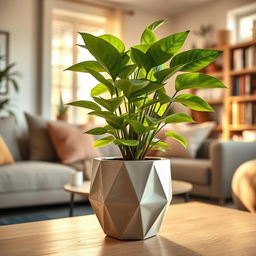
[[94, 156, 170, 162]]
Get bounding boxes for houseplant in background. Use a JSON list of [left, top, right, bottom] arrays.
[[56, 92, 69, 121], [0, 56, 19, 118], [66, 20, 225, 240]]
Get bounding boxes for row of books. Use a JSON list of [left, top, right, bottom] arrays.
[[232, 102, 256, 125], [232, 75, 256, 96], [232, 45, 256, 70]]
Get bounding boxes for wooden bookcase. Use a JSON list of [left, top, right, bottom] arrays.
[[190, 39, 256, 140]]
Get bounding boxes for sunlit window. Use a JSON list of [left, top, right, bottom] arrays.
[[239, 14, 256, 40], [51, 16, 107, 124], [227, 3, 256, 43]]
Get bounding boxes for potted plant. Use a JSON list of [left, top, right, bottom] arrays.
[[0, 57, 19, 118], [56, 92, 69, 121], [66, 20, 225, 240]]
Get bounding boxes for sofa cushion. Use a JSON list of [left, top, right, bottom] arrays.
[[0, 161, 74, 193], [171, 158, 211, 185], [154, 122, 215, 159], [0, 116, 21, 160], [25, 113, 59, 161], [47, 121, 101, 164], [0, 136, 14, 165]]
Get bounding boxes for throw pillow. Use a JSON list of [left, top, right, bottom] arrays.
[[0, 116, 21, 160], [154, 122, 215, 158], [0, 136, 14, 165], [47, 121, 102, 164], [25, 113, 59, 161]]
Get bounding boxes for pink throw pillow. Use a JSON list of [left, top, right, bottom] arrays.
[[47, 121, 101, 164]]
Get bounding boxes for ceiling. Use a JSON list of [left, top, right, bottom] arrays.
[[99, 0, 217, 16]]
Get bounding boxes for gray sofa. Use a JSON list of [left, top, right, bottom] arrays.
[[1, 116, 256, 208]]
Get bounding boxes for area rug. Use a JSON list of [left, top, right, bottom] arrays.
[[0, 203, 94, 226]]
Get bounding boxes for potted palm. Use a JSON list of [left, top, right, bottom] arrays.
[[0, 57, 19, 118], [56, 92, 69, 121], [66, 20, 225, 240]]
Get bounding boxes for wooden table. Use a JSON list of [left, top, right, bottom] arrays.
[[1, 202, 256, 256]]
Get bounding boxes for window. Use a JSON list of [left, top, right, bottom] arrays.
[[51, 13, 108, 123], [239, 13, 256, 40], [227, 3, 256, 43]]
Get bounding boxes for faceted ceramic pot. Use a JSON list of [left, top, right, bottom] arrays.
[[89, 157, 172, 240]]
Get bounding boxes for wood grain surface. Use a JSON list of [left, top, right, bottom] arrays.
[[0, 202, 255, 256]]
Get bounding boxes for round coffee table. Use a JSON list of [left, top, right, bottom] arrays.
[[64, 181, 90, 217], [65, 179, 193, 216], [172, 180, 193, 202]]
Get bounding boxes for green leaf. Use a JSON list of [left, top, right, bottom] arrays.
[[99, 34, 125, 53], [164, 113, 195, 124], [148, 19, 167, 31], [83, 68, 114, 95], [93, 136, 115, 148], [146, 31, 189, 66], [114, 79, 149, 99], [175, 94, 214, 112], [170, 49, 222, 72], [153, 103, 167, 116], [91, 83, 108, 97], [175, 73, 226, 92], [140, 20, 168, 47], [93, 96, 123, 112], [146, 116, 162, 126], [154, 65, 184, 83], [138, 98, 162, 110], [131, 81, 164, 98], [85, 127, 107, 135], [114, 139, 139, 146], [79, 33, 122, 80], [131, 48, 152, 73], [65, 61, 105, 73], [67, 100, 101, 111], [165, 131, 187, 148], [141, 28, 157, 45], [132, 44, 151, 53], [118, 64, 137, 79], [121, 52, 131, 66], [126, 119, 146, 135], [150, 140, 169, 151], [88, 111, 124, 129]]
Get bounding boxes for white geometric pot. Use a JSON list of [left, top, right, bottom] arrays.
[[89, 157, 172, 240]]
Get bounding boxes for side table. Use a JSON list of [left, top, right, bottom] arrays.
[[64, 181, 90, 217], [172, 180, 193, 202]]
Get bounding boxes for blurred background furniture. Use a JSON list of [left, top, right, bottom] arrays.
[[232, 159, 256, 213]]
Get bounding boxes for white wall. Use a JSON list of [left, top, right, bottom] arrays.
[[170, 0, 255, 49], [0, 0, 39, 126]]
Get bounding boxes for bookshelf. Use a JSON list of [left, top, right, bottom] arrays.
[[190, 39, 256, 140]]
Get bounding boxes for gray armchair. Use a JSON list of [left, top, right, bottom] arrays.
[[171, 140, 256, 204], [210, 141, 256, 203]]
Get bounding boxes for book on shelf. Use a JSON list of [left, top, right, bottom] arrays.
[[244, 45, 256, 69], [232, 74, 256, 96], [232, 45, 256, 70], [232, 48, 243, 70], [232, 102, 256, 125]]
